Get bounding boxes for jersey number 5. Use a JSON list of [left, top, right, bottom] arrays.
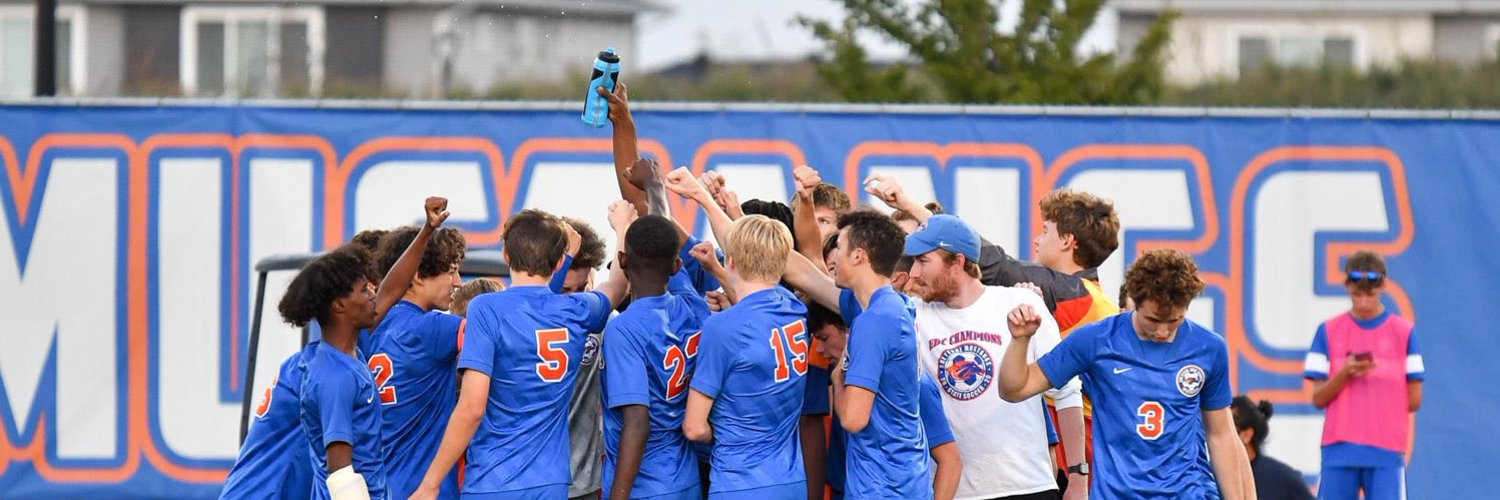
[[536, 328, 571, 382], [770, 320, 810, 383], [1136, 401, 1165, 440], [368, 354, 398, 405], [664, 332, 703, 399]]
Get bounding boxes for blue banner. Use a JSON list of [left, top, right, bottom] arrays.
[[0, 103, 1493, 498]]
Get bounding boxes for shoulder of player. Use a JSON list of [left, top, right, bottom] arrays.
[[980, 285, 1048, 309], [1181, 319, 1228, 349]]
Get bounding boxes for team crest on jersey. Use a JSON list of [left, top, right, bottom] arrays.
[[1176, 364, 1206, 397], [937, 344, 995, 401], [582, 334, 601, 366]]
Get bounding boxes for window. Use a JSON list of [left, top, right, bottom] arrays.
[[0, 6, 84, 98], [1237, 32, 1359, 76], [1487, 24, 1500, 60], [181, 6, 324, 97]]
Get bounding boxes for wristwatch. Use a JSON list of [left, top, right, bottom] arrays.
[[1067, 463, 1090, 476]]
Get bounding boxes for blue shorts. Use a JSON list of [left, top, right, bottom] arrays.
[[634, 482, 703, 500], [467, 483, 569, 500], [1318, 466, 1405, 500], [709, 481, 806, 500]]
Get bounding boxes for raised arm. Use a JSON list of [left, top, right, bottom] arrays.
[[783, 250, 841, 311], [374, 197, 449, 326], [599, 82, 647, 216], [664, 167, 736, 244], [593, 200, 636, 307], [864, 173, 932, 224], [791, 165, 827, 266], [688, 241, 738, 304], [998, 304, 1059, 402]]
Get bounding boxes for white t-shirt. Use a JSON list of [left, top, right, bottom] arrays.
[[914, 285, 1083, 500]]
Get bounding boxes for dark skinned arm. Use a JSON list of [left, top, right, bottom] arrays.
[[800, 416, 827, 500], [608, 405, 651, 499], [326, 442, 353, 473], [372, 197, 449, 327], [599, 83, 647, 216]]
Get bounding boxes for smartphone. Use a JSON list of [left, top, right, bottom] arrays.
[[1353, 352, 1373, 362]]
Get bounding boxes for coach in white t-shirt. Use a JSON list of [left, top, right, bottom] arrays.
[[905, 215, 1089, 500]]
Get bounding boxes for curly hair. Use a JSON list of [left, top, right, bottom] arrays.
[[1124, 249, 1204, 309], [349, 229, 389, 253], [836, 210, 906, 277], [374, 225, 466, 279], [278, 245, 373, 328], [1040, 189, 1120, 269], [502, 209, 568, 277], [560, 217, 607, 270]]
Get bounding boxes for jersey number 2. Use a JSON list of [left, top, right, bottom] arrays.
[[770, 320, 809, 383], [664, 332, 703, 399], [1136, 401, 1165, 440], [368, 354, 397, 405], [536, 328, 571, 382]]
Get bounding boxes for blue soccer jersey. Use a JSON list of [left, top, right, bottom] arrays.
[[458, 285, 613, 497], [600, 270, 712, 499], [366, 301, 465, 499], [839, 286, 931, 500], [689, 286, 809, 495], [827, 372, 950, 496], [1037, 313, 1232, 499], [300, 342, 387, 499], [222, 342, 319, 499]]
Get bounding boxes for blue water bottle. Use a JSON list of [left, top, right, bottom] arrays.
[[582, 47, 621, 128]]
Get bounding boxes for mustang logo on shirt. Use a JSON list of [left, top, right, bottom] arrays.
[[937, 343, 995, 401]]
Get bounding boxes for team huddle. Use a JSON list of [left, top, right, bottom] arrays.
[[218, 83, 1415, 500]]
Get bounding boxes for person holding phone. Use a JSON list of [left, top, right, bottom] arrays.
[[1304, 251, 1424, 500]]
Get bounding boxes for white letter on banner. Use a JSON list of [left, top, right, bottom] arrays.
[[953, 167, 1022, 258], [157, 157, 238, 460], [696, 163, 789, 247], [522, 162, 621, 259], [243, 158, 315, 436], [0, 158, 119, 459], [1252, 171, 1390, 351], [353, 161, 490, 233], [1063, 169, 1215, 326]]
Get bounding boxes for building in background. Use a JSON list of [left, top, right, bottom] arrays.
[[1117, 0, 1500, 84], [0, 0, 659, 98]]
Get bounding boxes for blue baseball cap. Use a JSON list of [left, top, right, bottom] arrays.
[[904, 214, 981, 262]]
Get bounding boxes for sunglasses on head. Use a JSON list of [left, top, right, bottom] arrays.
[[1346, 270, 1385, 285]]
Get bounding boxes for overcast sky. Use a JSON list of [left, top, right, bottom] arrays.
[[634, 0, 1118, 71]]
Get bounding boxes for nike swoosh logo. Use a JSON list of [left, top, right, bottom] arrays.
[[1113, 367, 1132, 374], [367, 396, 375, 404], [938, 242, 952, 248]]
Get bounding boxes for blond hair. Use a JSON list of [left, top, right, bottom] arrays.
[[723, 215, 793, 284], [451, 277, 505, 316]]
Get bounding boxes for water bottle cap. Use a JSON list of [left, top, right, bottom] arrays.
[[598, 47, 620, 63]]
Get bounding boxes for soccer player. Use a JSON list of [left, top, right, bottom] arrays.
[[1231, 397, 1313, 500], [600, 214, 712, 499], [280, 196, 449, 500], [904, 214, 1087, 500], [811, 302, 962, 500], [558, 217, 610, 500], [1304, 251, 1422, 500], [222, 343, 319, 499], [998, 249, 1254, 499], [364, 224, 467, 499], [222, 228, 401, 500], [412, 206, 631, 500], [681, 214, 810, 499]]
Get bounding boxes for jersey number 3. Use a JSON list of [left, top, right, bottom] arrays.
[[770, 320, 809, 383], [536, 328, 571, 382], [1136, 401, 1165, 440]]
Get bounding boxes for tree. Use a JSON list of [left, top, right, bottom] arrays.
[[799, 0, 1179, 104]]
